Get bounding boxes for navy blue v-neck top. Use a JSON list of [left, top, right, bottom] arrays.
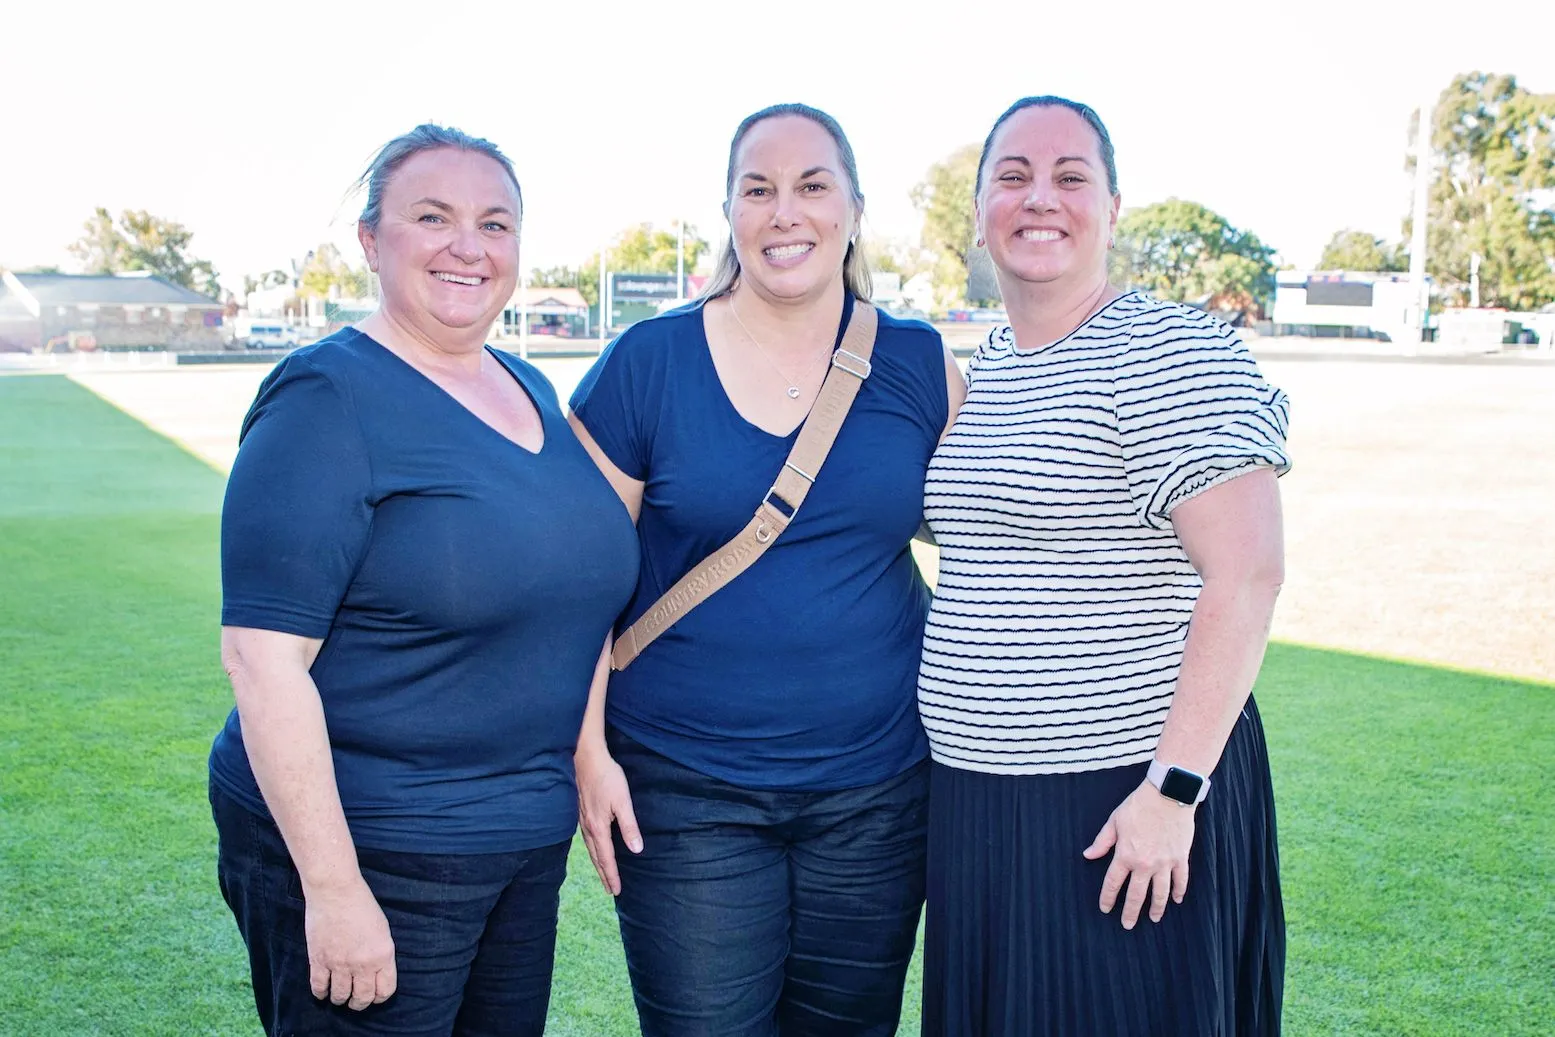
[[211, 328, 639, 853], [570, 297, 948, 790]]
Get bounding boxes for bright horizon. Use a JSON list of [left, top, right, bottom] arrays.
[[4, 0, 1551, 295]]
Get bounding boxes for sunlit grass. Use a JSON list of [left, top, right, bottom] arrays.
[[1, 375, 1549, 1035]]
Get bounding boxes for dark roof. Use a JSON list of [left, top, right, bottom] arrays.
[[12, 272, 219, 306]]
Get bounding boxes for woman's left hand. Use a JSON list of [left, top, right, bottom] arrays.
[[1083, 780, 1197, 929]]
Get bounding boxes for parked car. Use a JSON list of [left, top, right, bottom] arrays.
[[244, 323, 300, 349], [947, 308, 1008, 323]]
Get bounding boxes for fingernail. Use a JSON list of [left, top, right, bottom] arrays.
[[628, 837, 643, 853]]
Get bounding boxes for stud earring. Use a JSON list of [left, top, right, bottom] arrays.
[[975, 237, 985, 248]]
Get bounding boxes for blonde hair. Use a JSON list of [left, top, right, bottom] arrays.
[[356, 124, 522, 231], [701, 103, 872, 301]]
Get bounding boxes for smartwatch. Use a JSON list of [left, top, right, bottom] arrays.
[[1147, 760, 1210, 806]]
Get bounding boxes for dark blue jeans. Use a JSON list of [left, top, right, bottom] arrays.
[[210, 779, 568, 1036], [607, 727, 930, 1037]]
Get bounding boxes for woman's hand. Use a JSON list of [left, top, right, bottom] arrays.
[[576, 742, 642, 896], [304, 878, 396, 1010], [1083, 780, 1196, 929]]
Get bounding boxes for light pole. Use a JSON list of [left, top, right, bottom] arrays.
[[519, 264, 529, 360], [1408, 93, 1434, 343], [598, 242, 608, 348]]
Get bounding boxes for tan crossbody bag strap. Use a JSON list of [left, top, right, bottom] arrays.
[[610, 302, 879, 671]]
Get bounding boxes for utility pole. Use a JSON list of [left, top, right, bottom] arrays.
[[1407, 93, 1434, 342], [519, 265, 529, 360], [598, 243, 608, 348]]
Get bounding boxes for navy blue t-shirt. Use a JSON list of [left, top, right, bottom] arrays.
[[211, 329, 638, 854], [570, 296, 948, 790]]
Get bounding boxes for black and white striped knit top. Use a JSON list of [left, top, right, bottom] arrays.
[[919, 293, 1290, 774]]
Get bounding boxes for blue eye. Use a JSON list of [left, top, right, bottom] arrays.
[[418, 213, 445, 223]]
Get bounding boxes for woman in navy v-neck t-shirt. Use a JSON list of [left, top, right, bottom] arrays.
[[568, 104, 965, 1037], [213, 329, 637, 849], [208, 126, 637, 1037]]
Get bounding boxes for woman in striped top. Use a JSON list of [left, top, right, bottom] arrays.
[[919, 96, 1290, 1036]]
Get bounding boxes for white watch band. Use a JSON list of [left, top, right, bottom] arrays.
[[1147, 760, 1211, 805]]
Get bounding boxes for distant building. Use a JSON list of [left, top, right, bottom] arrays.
[[0, 271, 224, 352], [501, 286, 590, 338], [1437, 308, 1555, 351], [245, 281, 296, 318], [871, 272, 904, 308], [1271, 271, 1424, 343], [901, 272, 935, 313]]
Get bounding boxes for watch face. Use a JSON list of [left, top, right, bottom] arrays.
[[1160, 767, 1204, 804]]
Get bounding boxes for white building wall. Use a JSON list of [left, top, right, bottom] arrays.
[[1272, 272, 1422, 343]]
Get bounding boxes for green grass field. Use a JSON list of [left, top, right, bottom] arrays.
[[1, 375, 1550, 1035]]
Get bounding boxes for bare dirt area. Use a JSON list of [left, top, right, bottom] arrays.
[[68, 356, 1555, 684], [71, 368, 274, 472], [1259, 358, 1554, 684]]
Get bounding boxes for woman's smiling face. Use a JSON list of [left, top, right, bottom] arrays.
[[358, 147, 521, 339], [726, 115, 860, 304], [976, 104, 1120, 291]]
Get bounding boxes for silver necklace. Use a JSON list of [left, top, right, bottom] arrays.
[[729, 297, 822, 400]]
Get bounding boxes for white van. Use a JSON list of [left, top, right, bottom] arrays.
[[244, 322, 300, 350]]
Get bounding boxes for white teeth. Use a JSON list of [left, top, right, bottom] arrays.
[[764, 243, 813, 259], [1020, 230, 1062, 242], [435, 272, 483, 285]]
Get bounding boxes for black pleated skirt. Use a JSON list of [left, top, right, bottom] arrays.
[[922, 698, 1284, 1037]]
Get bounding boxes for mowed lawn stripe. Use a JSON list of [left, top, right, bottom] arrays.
[[1, 374, 1550, 1035], [0, 377, 636, 1035], [1261, 644, 1552, 1034], [1, 377, 248, 1033], [0, 375, 226, 517]]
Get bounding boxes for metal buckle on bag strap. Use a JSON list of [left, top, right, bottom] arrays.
[[755, 485, 796, 543], [831, 347, 872, 380]]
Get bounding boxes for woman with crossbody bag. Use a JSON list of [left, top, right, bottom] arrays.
[[566, 103, 965, 1036]]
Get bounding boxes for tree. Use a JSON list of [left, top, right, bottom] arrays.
[[1317, 230, 1407, 272], [297, 244, 372, 300], [242, 270, 291, 297], [68, 207, 220, 297], [577, 222, 710, 306], [911, 144, 980, 306], [71, 209, 128, 273], [865, 237, 933, 281], [1410, 72, 1555, 310], [529, 266, 580, 289], [1110, 199, 1277, 315]]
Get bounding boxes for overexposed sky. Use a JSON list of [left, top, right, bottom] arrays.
[[3, 0, 1550, 294]]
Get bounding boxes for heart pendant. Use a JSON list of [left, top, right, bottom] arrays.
[[786, 386, 801, 399]]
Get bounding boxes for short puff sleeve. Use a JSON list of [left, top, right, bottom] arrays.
[[220, 355, 374, 637], [1114, 315, 1290, 531]]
